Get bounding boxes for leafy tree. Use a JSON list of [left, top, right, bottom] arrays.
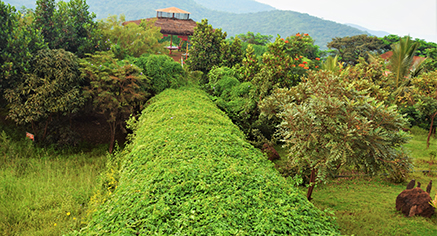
[[260, 70, 411, 200], [4, 49, 85, 141], [98, 14, 163, 60], [220, 36, 244, 69], [239, 44, 261, 82], [381, 34, 401, 51], [52, 0, 101, 57], [184, 20, 246, 82], [33, 0, 56, 47], [233, 31, 273, 46], [33, 0, 101, 57], [341, 56, 390, 102], [284, 33, 321, 60], [422, 47, 437, 72], [80, 51, 151, 153], [186, 19, 233, 81], [0, 3, 46, 93], [327, 34, 386, 66]]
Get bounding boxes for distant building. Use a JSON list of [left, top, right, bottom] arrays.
[[123, 7, 197, 57]]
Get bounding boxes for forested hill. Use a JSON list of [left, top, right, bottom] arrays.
[[6, 0, 367, 49], [191, 0, 275, 13]]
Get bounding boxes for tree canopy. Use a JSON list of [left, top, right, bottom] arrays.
[[327, 34, 386, 66], [4, 49, 85, 140]]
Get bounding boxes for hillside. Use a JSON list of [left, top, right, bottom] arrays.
[[346, 23, 390, 38], [6, 0, 367, 49], [192, 0, 275, 13]]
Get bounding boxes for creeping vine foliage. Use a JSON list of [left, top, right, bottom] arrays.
[[260, 70, 411, 198], [74, 87, 340, 235]]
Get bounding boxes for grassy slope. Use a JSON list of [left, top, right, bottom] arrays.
[[77, 87, 339, 235]]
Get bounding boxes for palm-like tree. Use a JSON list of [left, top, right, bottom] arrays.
[[322, 55, 343, 74], [389, 36, 423, 92]]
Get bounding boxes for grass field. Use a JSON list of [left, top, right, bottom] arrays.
[[0, 132, 106, 236], [1, 125, 437, 235]]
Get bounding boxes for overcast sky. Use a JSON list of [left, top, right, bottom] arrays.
[[255, 0, 437, 43]]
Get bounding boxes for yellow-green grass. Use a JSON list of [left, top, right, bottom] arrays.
[[275, 127, 437, 236], [0, 137, 106, 236]]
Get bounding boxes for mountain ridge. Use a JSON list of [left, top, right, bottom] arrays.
[[6, 0, 368, 49]]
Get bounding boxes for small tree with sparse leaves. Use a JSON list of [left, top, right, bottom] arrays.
[[260, 70, 411, 200], [80, 51, 151, 153]]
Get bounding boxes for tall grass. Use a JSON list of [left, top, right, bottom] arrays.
[[0, 131, 106, 236]]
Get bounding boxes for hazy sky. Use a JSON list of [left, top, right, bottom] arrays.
[[255, 0, 437, 43]]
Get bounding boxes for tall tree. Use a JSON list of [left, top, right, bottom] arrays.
[[34, 0, 56, 48], [220, 36, 244, 68], [186, 19, 228, 81], [4, 49, 85, 141], [80, 51, 151, 153], [327, 34, 386, 66], [52, 0, 101, 57], [1, 3, 46, 94]]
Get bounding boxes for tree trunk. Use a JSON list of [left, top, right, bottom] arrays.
[[108, 121, 116, 154], [427, 111, 437, 149], [306, 168, 317, 201], [42, 114, 52, 141]]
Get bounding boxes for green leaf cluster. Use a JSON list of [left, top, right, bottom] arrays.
[[4, 49, 85, 128], [233, 31, 273, 46], [76, 87, 340, 235], [327, 34, 386, 66]]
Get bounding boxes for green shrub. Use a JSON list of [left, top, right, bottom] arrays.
[[75, 87, 339, 235], [133, 54, 186, 95]]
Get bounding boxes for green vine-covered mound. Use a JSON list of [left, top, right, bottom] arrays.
[[78, 87, 340, 235]]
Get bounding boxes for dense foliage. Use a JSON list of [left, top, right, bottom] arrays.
[[0, 1, 46, 92], [186, 19, 243, 80], [4, 49, 85, 141], [327, 34, 386, 66], [233, 31, 273, 46], [74, 87, 340, 235], [132, 54, 186, 96], [34, 0, 101, 57]]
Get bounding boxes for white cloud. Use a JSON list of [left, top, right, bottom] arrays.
[[255, 0, 437, 42]]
